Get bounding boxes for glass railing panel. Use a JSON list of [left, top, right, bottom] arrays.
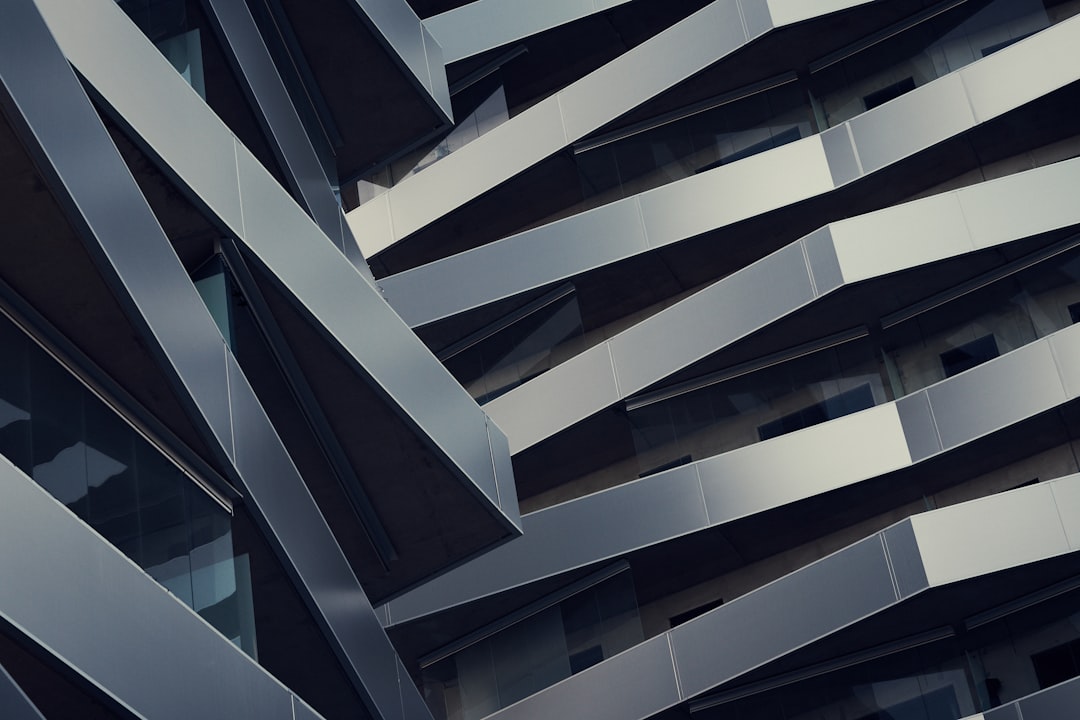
[[421, 569, 643, 720], [0, 311, 256, 657], [442, 286, 586, 404], [628, 337, 886, 479]]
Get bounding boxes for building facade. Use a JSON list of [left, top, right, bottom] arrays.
[[2, 0, 1080, 718]]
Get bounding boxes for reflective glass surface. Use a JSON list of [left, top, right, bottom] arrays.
[[421, 570, 642, 720], [0, 311, 256, 657]]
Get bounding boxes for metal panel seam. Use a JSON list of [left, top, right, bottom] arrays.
[[634, 195, 649, 248], [224, 340, 235, 460], [879, 532, 902, 601], [667, 632, 684, 700], [843, 122, 863, 179], [233, 137, 245, 239], [606, 341, 622, 397], [696, 463, 711, 526], [799, 237, 819, 297], [1048, 481, 1074, 551]]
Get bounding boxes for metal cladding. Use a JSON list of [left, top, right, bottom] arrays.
[[2, 0, 1080, 718]]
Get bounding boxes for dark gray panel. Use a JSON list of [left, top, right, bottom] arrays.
[[983, 704, 1022, 720], [203, 0, 346, 250], [882, 520, 929, 600], [820, 123, 861, 187], [1015, 674, 1080, 718], [802, 227, 843, 298], [292, 696, 326, 720], [490, 635, 679, 720], [487, 419, 522, 529], [225, 355, 424, 720], [0, 662, 46, 720], [895, 392, 942, 463], [670, 535, 896, 699], [0, 457, 294, 720]]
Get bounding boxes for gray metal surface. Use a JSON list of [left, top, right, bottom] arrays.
[[346, 0, 877, 255], [482, 156, 1080, 453], [379, 16, 1080, 330], [481, 475, 1080, 719], [0, 456, 304, 720], [385, 321, 1080, 624], [423, 0, 635, 64], [33, 0, 519, 527], [0, 662, 46, 720], [2, 5, 434, 717], [203, 0, 356, 258], [979, 673, 1080, 719]]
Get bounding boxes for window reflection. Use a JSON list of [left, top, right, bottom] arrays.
[[0, 310, 256, 657]]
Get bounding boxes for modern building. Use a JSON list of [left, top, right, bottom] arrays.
[[2, 0, 1080, 718]]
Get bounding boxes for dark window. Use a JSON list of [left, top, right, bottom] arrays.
[[1068, 302, 1080, 324], [981, 31, 1036, 57], [863, 77, 916, 111], [1032, 639, 1080, 690], [669, 597, 724, 628], [697, 126, 803, 174], [940, 334, 999, 378], [757, 383, 875, 442]]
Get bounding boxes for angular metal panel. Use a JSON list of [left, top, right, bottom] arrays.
[[557, 1, 747, 142], [1049, 473, 1080, 551], [1048, 324, 1080, 401], [235, 138, 506, 509], [801, 227, 844, 297], [911, 482, 1071, 588], [204, 0, 345, 249], [848, 73, 975, 177], [820, 122, 862, 187], [895, 391, 943, 463], [960, 16, 1080, 125], [765, 0, 873, 26], [351, 192, 397, 260], [381, 199, 649, 327], [670, 535, 896, 699], [699, 405, 911, 525], [926, 339, 1066, 451], [0, 662, 46, 720], [485, 342, 621, 454], [882, 520, 929, 599], [384, 463, 709, 624], [738, 0, 773, 41], [608, 241, 814, 397], [387, 96, 568, 243], [490, 635, 679, 720], [225, 355, 421, 720], [958, 155, 1080, 251], [1014, 674, 1080, 719], [487, 418, 523, 532], [0, 456, 295, 720], [831, 191, 973, 284], [639, 137, 831, 249], [292, 697, 326, 720], [34, 0, 244, 234]]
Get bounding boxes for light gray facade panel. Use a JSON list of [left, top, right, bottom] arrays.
[[960, 16, 1080, 125], [484, 343, 620, 455], [491, 636, 680, 720], [910, 481, 1071, 588], [819, 123, 862, 187], [957, 149, 1080, 250], [638, 137, 831, 249], [381, 199, 649, 327], [384, 463, 709, 624], [0, 456, 296, 720], [204, 0, 346, 249], [556, 1, 748, 142], [847, 73, 975, 177], [608, 241, 814, 397], [895, 392, 943, 463], [0, 662, 46, 720], [765, 0, 873, 25], [881, 520, 929, 599], [670, 535, 896, 699], [698, 405, 911, 526], [925, 339, 1066, 451], [225, 355, 425, 720], [738, 0, 774, 40], [1049, 474, 1080, 551], [421, 24, 451, 121], [801, 227, 844, 297], [35, 0, 244, 233], [1048, 327, 1080, 401]]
